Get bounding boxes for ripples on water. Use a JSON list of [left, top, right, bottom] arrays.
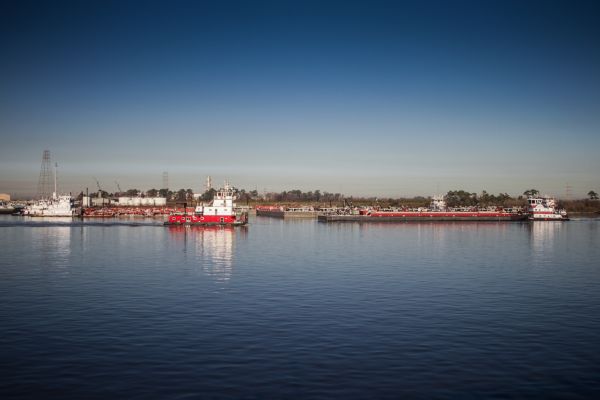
[[1, 216, 599, 399]]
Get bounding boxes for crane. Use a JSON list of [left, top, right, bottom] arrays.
[[93, 177, 102, 198]]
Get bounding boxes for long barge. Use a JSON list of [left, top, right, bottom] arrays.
[[256, 206, 319, 218], [319, 196, 528, 223], [319, 213, 528, 223]]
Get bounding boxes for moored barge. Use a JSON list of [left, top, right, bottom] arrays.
[[319, 196, 528, 223]]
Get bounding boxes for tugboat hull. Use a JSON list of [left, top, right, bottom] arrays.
[[164, 214, 247, 226]]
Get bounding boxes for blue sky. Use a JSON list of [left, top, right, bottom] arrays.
[[1, 0, 599, 198]]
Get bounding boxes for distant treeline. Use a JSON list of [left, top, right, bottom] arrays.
[[82, 187, 600, 211]]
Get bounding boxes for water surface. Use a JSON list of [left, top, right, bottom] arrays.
[[1, 216, 599, 399]]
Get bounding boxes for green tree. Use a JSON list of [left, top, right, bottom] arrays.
[[497, 193, 512, 205], [146, 188, 158, 197], [523, 189, 539, 197], [479, 190, 491, 206], [202, 188, 216, 202], [126, 189, 140, 197], [238, 189, 251, 204], [158, 188, 169, 199], [314, 190, 321, 202], [175, 189, 187, 201], [588, 190, 599, 200], [446, 190, 477, 207]]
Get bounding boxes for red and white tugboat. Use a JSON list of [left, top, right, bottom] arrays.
[[527, 196, 569, 221], [165, 183, 248, 226]]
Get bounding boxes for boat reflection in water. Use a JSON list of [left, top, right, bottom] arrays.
[[167, 225, 245, 283], [31, 223, 72, 274], [529, 220, 565, 263]]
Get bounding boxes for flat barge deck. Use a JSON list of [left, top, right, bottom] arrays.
[[256, 208, 319, 218], [318, 214, 528, 223]]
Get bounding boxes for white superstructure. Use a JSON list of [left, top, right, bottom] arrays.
[[23, 163, 74, 217], [194, 182, 236, 216], [431, 195, 447, 211], [23, 194, 74, 217], [527, 196, 569, 221]]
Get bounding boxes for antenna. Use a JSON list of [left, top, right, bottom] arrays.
[[115, 181, 122, 194], [565, 183, 572, 200], [36, 150, 52, 200], [162, 171, 169, 190]]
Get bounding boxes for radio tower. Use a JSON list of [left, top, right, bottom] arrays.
[[36, 150, 52, 200], [205, 175, 212, 192], [162, 171, 169, 190], [565, 183, 573, 200]]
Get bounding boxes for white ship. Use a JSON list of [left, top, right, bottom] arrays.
[[527, 196, 569, 221], [0, 201, 16, 214], [23, 163, 75, 217], [23, 194, 74, 217]]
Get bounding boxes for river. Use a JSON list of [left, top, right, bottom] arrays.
[[1, 216, 599, 399]]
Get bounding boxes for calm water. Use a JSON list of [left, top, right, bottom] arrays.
[[1, 215, 599, 399]]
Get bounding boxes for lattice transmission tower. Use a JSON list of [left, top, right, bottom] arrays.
[[162, 171, 169, 190], [565, 183, 573, 200], [36, 150, 52, 200]]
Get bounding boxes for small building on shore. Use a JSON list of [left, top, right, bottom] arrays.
[[117, 197, 167, 206], [82, 196, 167, 207], [83, 196, 112, 207]]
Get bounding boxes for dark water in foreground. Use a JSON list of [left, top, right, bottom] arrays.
[[1, 216, 599, 399]]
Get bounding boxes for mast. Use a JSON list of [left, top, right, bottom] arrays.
[[54, 162, 58, 199]]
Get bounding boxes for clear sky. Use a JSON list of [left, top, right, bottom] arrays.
[[1, 0, 599, 198]]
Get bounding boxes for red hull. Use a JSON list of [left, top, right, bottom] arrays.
[[164, 214, 247, 225]]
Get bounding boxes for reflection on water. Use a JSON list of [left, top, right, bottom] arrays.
[[529, 221, 564, 263], [167, 226, 241, 282], [33, 225, 72, 274], [196, 227, 234, 282], [354, 220, 523, 251], [2, 216, 600, 399]]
